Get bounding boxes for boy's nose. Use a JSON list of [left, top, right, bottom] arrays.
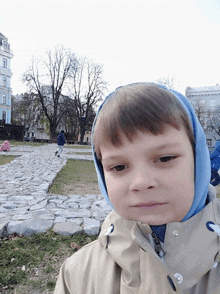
[[129, 169, 157, 191]]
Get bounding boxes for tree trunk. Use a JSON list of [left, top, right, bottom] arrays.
[[50, 123, 57, 140], [79, 124, 86, 145]]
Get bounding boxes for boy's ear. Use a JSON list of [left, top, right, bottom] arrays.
[[95, 151, 102, 161], [98, 158, 103, 169]]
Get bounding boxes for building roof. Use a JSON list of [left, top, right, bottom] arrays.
[[0, 33, 8, 41], [186, 85, 220, 94]]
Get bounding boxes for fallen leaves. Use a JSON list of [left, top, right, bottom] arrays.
[[70, 242, 81, 250]]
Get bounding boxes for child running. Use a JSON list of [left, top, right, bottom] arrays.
[[54, 83, 219, 294], [55, 130, 66, 157]]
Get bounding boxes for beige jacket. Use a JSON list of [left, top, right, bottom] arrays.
[[54, 195, 220, 294]]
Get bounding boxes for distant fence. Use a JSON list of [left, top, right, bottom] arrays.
[[0, 121, 24, 141]]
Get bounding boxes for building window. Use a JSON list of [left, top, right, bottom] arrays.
[[3, 58, 7, 68], [3, 77, 6, 87], [206, 139, 212, 147], [3, 94, 6, 104], [207, 127, 213, 133], [2, 111, 6, 121], [3, 41, 8, 50], [209, 100, 216, 107]]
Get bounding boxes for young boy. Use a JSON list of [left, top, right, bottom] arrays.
[[54, 83, 219, 294]]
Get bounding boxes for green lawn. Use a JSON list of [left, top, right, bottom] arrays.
[[48, 159, 97, 194], [0, 155, 19, 166], [0, 140, 45, 147], [64, 145, 91, 149], [0, 231, 97, 293], [66, 151, 92, 156]]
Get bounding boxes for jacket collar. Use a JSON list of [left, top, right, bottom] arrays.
[[99, 194, 220, 291]]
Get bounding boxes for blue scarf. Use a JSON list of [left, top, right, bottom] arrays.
[[92, 83, 211, 242]]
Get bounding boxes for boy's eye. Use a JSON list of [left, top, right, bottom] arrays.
[[159, 156, 177, 163], [114, 165, 126, 171]]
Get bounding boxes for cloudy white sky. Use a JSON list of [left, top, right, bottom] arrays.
[[1, 0, 220, 95]]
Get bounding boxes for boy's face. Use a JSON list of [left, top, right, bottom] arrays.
[[100, 125, 194, 225]]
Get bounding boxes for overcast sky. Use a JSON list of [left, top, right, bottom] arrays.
[[1, 0, 220, 96]]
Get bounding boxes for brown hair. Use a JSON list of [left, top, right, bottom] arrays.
[[93, 83, 195, 159]]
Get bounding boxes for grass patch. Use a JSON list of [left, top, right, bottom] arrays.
[[0, 140, 45, 147], [65, 145, 91, 149], [66, 152, 92, 156], [0, 155, 19, 166], [48, 159, 97, 194], [0, 231, 97, 292]]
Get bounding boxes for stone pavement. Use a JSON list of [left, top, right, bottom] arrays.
[[0, 144, 112, 237]]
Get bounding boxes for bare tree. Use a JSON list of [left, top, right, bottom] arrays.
[[69, 56, 107, 144], [189, 98, 208, 128], [58, 95, 78, 140], [11, 93, 42, 127], [156, 76, 179, 90], [207, 108, 220, 137], [22, 45, 76, 138], [11, 95, 23, 125]]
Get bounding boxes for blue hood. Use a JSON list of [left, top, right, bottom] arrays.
[[92, 83, 211, 240]]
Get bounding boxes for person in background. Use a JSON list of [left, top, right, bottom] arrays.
[[55, 130, 66, 157], [0, 140, 10, 152]]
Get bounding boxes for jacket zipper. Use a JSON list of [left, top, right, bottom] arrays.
[[151, 232, 165, 258]]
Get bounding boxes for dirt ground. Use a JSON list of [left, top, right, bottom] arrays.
[[60, 182, 101, 195]]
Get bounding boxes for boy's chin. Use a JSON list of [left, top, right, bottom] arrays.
[[135, 212, 184, 225], [124, 215, 168, 226], [118, 210, 183, 225], [141, 220, 167, 226], [126, 215, 177, 226]]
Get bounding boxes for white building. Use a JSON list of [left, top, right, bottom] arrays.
[[0, 33, 13, 124], [185, 85, 220, 150], [185, 85, 220, 110]]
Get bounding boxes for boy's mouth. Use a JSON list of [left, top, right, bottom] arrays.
[[132, 202, 165, 208]]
